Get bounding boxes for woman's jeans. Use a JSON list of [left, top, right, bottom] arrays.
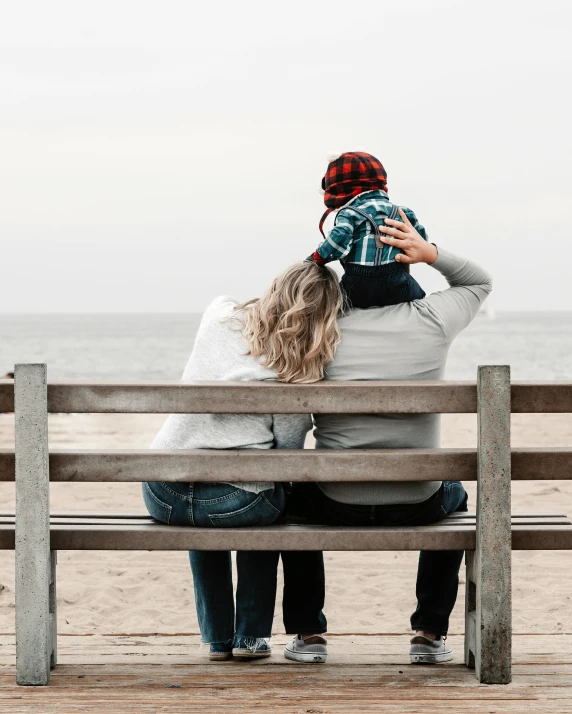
[[142, 481, 327, 644], [287, 481, 468, 637]]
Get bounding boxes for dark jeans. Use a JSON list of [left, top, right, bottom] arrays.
[[341, 262, 426, 309], [142, 481, 327, 643], [287, 481, 468, 637]]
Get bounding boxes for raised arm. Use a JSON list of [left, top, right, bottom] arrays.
[[424, 250, 493, 339], [379, 209, 493, 340]]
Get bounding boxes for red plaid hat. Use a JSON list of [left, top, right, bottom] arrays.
[[319, 152, 387, 237]]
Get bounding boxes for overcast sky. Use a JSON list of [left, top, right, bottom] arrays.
[[1, 0, 571, 312]]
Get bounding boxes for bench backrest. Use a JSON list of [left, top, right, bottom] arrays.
[[0, 365, 570, 486]]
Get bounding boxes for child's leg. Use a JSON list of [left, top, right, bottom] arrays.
[[385, 270, 426, 306], [341, 264, 425, 309]]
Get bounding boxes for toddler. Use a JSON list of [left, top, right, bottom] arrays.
[[310, 152, 428, 309]]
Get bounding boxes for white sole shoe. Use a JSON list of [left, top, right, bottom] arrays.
[[284, 636, 328, 664], [410, 649, 453, 664], [410, 635, 453, 664]]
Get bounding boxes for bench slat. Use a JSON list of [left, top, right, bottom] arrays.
[[0, 510, 567, 519], [4, 380, 571, 414], [0, 515, 569, 526], [2, 448, 571, 482], [0, 517, 570, 551], [44, 381, 479, 414], [0, 381, 13, 412]]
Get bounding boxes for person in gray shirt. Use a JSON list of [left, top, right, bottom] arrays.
[[285, 210, 492, 666]]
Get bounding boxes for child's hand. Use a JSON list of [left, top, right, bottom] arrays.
[[379, 209, 438, 265]]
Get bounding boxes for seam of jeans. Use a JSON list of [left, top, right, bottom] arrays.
[[144, 483, 173, 523], [259, 492, 282, 518], [207, 493, 274, 526], [192, 488, 242, 505], [159, 482, 192, 501]]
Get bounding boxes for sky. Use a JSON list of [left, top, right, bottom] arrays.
[[1, 0, 571, 313]]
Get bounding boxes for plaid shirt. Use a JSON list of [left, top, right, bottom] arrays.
[[315, 190, 428, 266]]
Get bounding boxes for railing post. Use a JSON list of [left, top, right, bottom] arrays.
[[473, 365, 512, 684], [15, 364, 52, 686]]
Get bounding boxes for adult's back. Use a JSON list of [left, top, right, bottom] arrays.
[[314, 244, 492, 505]]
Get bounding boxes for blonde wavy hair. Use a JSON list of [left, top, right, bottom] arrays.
[[235, 261, 344, 383]]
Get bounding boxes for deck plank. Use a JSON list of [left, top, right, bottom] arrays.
[[1, 634, 572, 712]]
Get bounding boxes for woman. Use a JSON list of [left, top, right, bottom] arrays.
[[284, 210, 493, 666], [142, 262, 341, 660]]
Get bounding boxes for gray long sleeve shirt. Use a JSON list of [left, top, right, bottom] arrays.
[[151, 296, 312, 493], [314, 248, 493, 505]]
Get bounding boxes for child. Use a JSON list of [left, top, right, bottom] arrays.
[[310, 151, 428, 309]]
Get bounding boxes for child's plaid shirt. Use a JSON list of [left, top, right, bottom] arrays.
[[315, 190, 428, 266]]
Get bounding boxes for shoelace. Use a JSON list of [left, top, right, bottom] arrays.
[[240, 637, 268, 652]]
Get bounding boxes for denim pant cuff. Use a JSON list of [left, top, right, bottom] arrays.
[[410, 622, 448, 637]]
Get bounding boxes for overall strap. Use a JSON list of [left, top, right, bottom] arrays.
[[335, 205, 380, 235], [337, 203, 401, 265], [375, 203, 400, 265]]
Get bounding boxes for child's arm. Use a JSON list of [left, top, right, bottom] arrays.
[[312, 209, 358, 265]]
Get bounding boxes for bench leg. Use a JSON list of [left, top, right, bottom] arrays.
[[473, 365, 512, 684], [464, 551, 476, 669], [15, 364, 51, 686], [49, 551, 57, 669]]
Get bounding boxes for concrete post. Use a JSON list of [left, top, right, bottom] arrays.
[[474, 365, 512, 684], [15, 364, 51, 686]]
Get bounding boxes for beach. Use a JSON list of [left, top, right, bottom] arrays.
[[1, 411, 571, 639]]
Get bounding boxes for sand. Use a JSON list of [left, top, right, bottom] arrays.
[[0, 412, 571, 637]]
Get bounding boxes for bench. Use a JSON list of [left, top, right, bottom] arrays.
[[0, 363, 571, 687]]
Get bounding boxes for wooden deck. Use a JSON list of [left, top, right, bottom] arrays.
[[1, 633, 571, 713]]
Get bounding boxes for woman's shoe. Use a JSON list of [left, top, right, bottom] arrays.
[[208, 642, 233, 661], [284, 635, 328, 663], [232, 636, 272, 659], [409, 635, 453, 663]]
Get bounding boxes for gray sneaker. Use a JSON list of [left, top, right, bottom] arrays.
[[284, 635, 327, 664], [410, 635, 453, 664]]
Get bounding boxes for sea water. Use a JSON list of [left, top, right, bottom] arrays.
[[0, 312, 571, 381]]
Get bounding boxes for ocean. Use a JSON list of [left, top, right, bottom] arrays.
[[1, 312, 571, 382]]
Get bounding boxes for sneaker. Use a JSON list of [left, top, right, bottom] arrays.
[[284, 635, 328, 664], [208, 642, 233, 661], [409, 634, 453, 664], [232, 636, 272, 659]]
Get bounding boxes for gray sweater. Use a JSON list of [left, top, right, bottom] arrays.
[[151, 296, 312, 493], [315, 248, 493, 505]]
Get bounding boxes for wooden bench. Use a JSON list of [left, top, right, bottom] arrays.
[[0, 363, 571, 687]]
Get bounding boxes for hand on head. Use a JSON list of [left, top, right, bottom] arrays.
[[379, 208, 437, 265]]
